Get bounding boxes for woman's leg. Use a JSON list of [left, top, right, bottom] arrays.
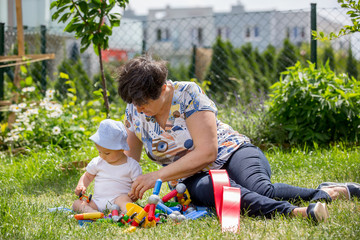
[[183, 171, 297, 217], [224, 143, 331, 202]]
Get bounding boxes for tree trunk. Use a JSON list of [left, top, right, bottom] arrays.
[[97, 44, 110, 118]]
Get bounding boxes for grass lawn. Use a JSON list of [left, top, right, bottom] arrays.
[[0, 143, 359, 239]]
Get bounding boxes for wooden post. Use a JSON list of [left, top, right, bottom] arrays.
[[8, 0, 26, 126], [15, 0, 25, 57], [0, 0, 55, 128], [14, 0, 25, 88]]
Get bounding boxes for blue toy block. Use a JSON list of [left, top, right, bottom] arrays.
[[153, 179, 163, 195], [169, 206, 182, 212], [48, 207, 74, 213], [78, 220, 93, 227], [185, 210, 208, 220], [156, 202, 173, 214], [195, 206, 209, 212]]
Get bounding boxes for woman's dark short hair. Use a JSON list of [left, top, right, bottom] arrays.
[[117, 55, 168, 106]]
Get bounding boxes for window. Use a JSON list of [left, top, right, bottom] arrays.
[[293, 27, 298, 38], [191, 27, 204, 46], [156, 28, 170, 42], [301, 27, 305, 38], [156, 28, 162, 41], [217, 27, 230, 39], [286, 27, 290, 38], [245, 26, 260, 39], [198, 28, 203, 45], [292, 26, 306, 39], [254, 26, 259, 37], [245, 27, 251, 38], [165, 29, 170, 40]]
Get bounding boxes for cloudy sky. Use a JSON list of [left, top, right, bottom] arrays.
[[126, 0, 341, 14]]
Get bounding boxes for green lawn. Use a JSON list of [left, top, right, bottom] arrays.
[[0, 144, 359, 239]]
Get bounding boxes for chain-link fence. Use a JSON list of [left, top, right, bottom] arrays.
[[1, 6, 359, 103]]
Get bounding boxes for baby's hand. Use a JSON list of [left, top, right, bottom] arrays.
[[128, 192, 138, 202], [75, 185, 86, 196]]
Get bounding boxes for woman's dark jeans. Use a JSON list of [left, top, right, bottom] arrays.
[[183, 143, 331, 217]]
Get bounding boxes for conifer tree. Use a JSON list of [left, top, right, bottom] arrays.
[[276, 38, 298, 78], [56, 58, 92, 100], [240, 43, 266, 92], [323, 44, 335, 71], [346, 45, 358, 79], [262, 44, 277, 83], [205, 37, 233, 96]]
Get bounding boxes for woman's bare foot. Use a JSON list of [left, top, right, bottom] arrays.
[[292, 202, 329, 222], [320, 186, 349, 200], [291, 207, 307, 218]]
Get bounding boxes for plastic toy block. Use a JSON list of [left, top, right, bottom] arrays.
[[48, 207, 73, 213], [147, 195, 160, 222], [162, 189, 178, 202], [195, 206, 210, 212], [96, 218, 113, 223], [184, 210, 208, 220], [126, 202, 144, 218], [164, 202, 180, 207], [169, 205, 182, 212], [110, 204, 121, 222], [124, 226, 137, 233], [78, 192, 92, 203], [156, 201, 173, 214], [153, 179, 163, 195], [78, 220, 93, 227], [74, 212, 104, 220]]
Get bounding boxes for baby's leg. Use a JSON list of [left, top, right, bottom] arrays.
[[72, 199, 99, 213], [114, 194, 133, 213]]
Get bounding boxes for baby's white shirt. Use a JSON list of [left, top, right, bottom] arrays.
[[86, 156, 142, 204]]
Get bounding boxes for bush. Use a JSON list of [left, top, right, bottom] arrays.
[[266, 61, 360, 144]]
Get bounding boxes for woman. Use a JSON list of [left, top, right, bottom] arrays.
[[117, 55, 359, 222]]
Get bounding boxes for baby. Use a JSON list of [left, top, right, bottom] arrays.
[[72, 119, 142, 213]]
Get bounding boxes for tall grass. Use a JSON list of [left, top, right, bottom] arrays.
[[0, 143, 359, 239]]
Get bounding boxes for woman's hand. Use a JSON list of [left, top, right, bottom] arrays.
[[129, 172, 160, 199]]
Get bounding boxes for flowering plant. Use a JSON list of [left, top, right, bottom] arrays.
[[1, 73, 108, 150]]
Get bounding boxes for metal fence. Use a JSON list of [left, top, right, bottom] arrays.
[[0, 5, 359, 102]]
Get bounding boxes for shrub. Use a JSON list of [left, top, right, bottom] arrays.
[[266, 61, 360, 144]]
